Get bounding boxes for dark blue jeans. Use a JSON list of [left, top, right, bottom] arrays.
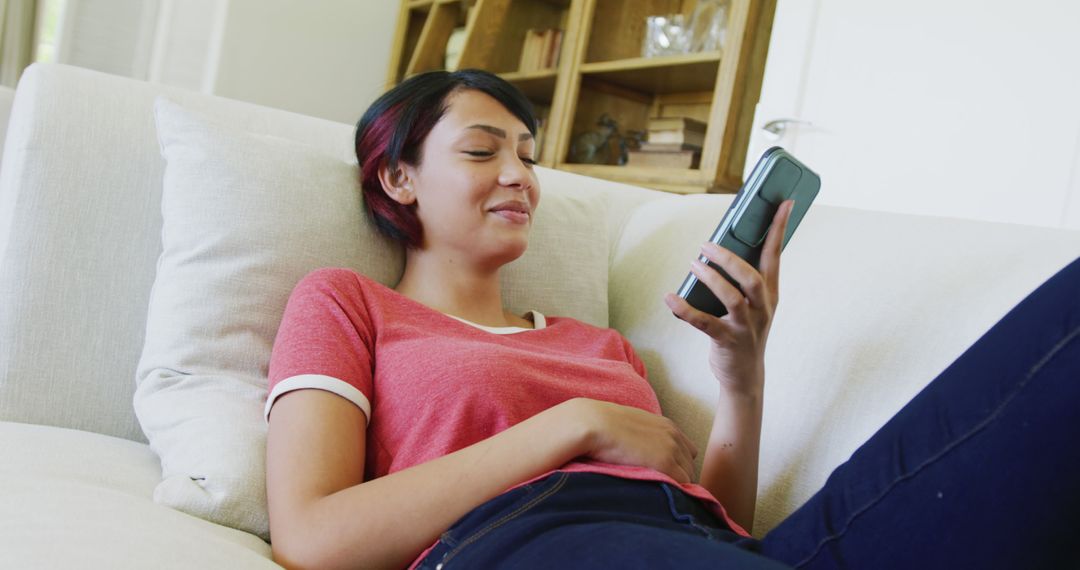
[[416, 257, 1080, 569]]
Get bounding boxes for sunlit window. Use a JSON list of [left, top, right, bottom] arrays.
[[35, 0, 67, 63]]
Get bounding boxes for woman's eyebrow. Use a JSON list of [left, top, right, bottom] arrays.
[[465, 124, 533, 142]]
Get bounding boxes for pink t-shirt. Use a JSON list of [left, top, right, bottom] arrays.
[[266, 268, 749, 568]]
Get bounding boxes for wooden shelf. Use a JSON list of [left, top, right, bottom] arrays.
[[404, 0, 466, 76], [388, 0, 776, 194], [407, 0, 459, 8], [558, 164, 711, 194], [499, 69, 559, 102], [579, 51, 722, 94]]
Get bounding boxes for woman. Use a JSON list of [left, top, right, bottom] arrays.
[[264, 69, 1079, 570]]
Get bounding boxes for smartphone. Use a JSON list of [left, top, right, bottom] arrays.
[[676, 146, 820, 318]]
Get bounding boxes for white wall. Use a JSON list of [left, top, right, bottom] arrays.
[[212, 0, 398, 125], [749, 0, 1080, 230], [54, 0, 159, 80], [48, 0, 398, 125], [148, 0, 226, 92]]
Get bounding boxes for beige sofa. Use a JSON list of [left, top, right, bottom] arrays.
[[1, 63, 1077, 569]]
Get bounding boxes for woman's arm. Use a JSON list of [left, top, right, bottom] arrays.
[[664, 199, 794, 533], [267, 392, 697, 570], [699, 381, 763, 531]]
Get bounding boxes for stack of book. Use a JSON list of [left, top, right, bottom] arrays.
[[534, 104, 550, 159], [518, 29, 564, 73], [627, 117, 706, 169]]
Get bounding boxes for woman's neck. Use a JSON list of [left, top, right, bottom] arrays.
[[394, 247, 528, 328]]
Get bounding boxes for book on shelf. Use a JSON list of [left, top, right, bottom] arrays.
[[547, 30, 563, 71], [647, 117, 707, 133], [627, 149, 701, 169], [646, 116, 708, 147], [647, 129, 705, 147], [518, 28, 563, 73], [534, 104, 550, 159], [639, 142, 702, 152]]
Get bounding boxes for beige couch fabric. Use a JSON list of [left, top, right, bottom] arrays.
[[0, 64, 359, 442], [0, 420, 277, 569], [609, 194, 1080, 534]]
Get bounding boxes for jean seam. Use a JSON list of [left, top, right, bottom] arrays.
[[793, 322, 1080, 568], [661, 484, 719, 539], [440, 471, 570, 567]]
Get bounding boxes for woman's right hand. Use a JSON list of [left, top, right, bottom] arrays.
[[559, 398, 699, 484]]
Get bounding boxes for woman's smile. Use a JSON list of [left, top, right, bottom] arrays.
[[491, 210, 529, 224], [488, 199, 532, 225]]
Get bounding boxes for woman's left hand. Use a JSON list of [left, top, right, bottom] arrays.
[[663, 200, 794, 395]]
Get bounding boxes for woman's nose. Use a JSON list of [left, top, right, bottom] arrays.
[[498, 154, 533, 189]]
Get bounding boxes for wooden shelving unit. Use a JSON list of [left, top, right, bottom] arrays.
[[387, 0, 776, 194]]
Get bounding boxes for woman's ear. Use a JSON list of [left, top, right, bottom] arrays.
[[377, 163, 417, 206]]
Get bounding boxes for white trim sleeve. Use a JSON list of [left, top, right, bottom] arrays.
[[264, 374, 372, 425], [530, 310, 547, 329]]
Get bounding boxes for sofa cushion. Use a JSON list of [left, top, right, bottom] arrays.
[[0, 421, 277, 569], [133, 98, 387, 541], [133, 97, 612, 541]]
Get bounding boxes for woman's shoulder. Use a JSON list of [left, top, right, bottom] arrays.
[[294, 267, 391, 294], [288, 267, 406, 314]]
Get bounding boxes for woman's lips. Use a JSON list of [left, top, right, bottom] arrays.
[[491, 210, 529, 224]]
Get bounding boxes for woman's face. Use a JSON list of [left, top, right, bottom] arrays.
[[399, 88, 540, 268]]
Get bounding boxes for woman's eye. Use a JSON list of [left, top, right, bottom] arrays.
[[462, 150, 534, 167]]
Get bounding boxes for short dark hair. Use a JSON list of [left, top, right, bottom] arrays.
[[354, 69, 537, 249]]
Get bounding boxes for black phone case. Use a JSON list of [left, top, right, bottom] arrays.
[[676, 146, 820, 318]]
